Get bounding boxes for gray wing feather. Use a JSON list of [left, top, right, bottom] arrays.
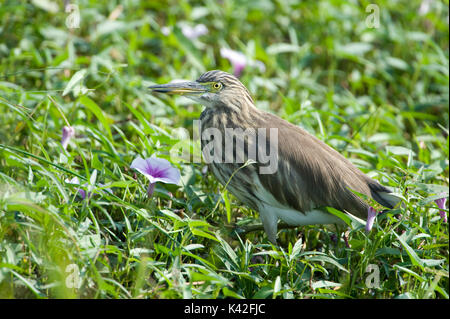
[[255, 112, 393, 220]]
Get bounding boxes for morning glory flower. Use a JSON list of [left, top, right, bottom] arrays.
[[65, 170, 112, 199], [160, 24, 208, 39], [130, 156, 180, 197], [61, 126, 75, 150], [418, 0, 432, 15], [220, 48, 247, 77], [365, 206, 378, 232], [66, 176, 87, 199], [161, 26, 171, 36], [181, 24, 208, 39], [220, 48, 265, 78], [435, 194, 448, 223]]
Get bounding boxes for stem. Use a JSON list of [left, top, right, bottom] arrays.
[[147, 182, 156, 197]]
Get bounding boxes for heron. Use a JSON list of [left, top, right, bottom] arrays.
[[149, 70, 399, 244]]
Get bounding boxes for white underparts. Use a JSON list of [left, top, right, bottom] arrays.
[[378, 191, 402, 208], [259, 205, 343, 243], [253, 177, 343, 243]]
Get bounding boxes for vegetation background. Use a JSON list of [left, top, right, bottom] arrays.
[[0, 0, 448, 299]]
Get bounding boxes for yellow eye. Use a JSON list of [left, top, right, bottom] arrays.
[[213, 82, 222, 90]]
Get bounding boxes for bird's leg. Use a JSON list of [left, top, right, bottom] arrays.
[[259, 210, 278, 244]]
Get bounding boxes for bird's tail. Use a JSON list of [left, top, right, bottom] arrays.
[[368, 182, 402, 209]]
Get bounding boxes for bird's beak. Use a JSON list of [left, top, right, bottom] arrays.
[[149, 81, 208, 95]]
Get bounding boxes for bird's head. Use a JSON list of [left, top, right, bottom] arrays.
[[149, 70, 254, 112]]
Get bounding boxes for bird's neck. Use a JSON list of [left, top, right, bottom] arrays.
[[200, 102, 259, 130]]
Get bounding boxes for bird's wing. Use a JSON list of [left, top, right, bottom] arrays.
[[255, 112, 393, 220]]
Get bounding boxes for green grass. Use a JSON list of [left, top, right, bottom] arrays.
[[0, 0, 448, 299]]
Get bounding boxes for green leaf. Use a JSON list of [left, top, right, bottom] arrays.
[[159, 209, 184, 222], [63, 69, 87, 96], [311, 280, 343, 290], [395, 292, 415, 299], [183, 244, 204, 251], [222, 287, 244, 299], [386, 146, 416, 156], [273, 276, 281, 298], [324, 207, 352, 227], [324, 206, 364, 229], [375, 247, 404, 257], [394, 265, 425, 282], [222, 190, 232, 224], [316, 288, 354, 298], [182, 252, 216, 270], [218, 235, 238, 264], [123, 101, 153, 134], [252, 286, 273, 299], [394, 233, 424, 269], [105, 180, 136, 188], [304, 254, 349, 273], [386, 57, 409, 70], [337, 42, 373, 56], [9, 269, 46, 298], [289, 237, 303, 261], [78, 95, 113, 141], [189, 228, 219, 242], [418, 192, 449, 206], [415, 183, 449, 194], [266, 43, 301, 54], [421, 259, 445, 267], [173, 27, 205, 72]]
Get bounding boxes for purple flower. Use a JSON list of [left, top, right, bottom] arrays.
[[160, 24, 208, 39], [65, 170, 112, 199], [66, 176, 87, 198], [181, 24, 208, 39], [220, 48, 265, 78], [220, 48, 247, 77], [130, 156, 180, 197], [418, 0, 432, 15], [161, 26, 171, 36], [435, 194, 448, 223], [366, 206, 378, 232], [61, 126, 75, 150]]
